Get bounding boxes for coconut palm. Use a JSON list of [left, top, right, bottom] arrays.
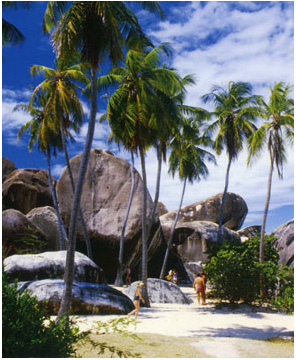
[[203, 81, 262, 243], [159, 117, 216, 279], [99, 44, 184, 303], [16, 95, 68, 250], [247, 82, 294, 264], [29, 61, 94, 259], [44, 1, 163, 317]]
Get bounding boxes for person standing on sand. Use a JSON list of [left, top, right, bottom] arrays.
[[193, 273, 206, 305], [125, 266, 132, 286], [128, 282, 145, 319]]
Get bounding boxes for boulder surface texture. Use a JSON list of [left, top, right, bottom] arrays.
[[4, 251, 106, 283], [16, 279, 134, 315], [2, 157, 16, 183], [123, 278, 192, 304], [56, 149, 163, 281], [2, 168, 54, 214], [271, 219, 294, 267]]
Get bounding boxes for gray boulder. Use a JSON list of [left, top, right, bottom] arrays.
[[237, 225, 261, 240], [56, 149, 164, 281], [123, 278, 192, 304], [2, 209, 48, 256], [4, 251, 106, 284], [160, 192, 248, 241], [271, 219, 294, 267], [171, 221, 241, 282], [2, 157, 16, 183], [16, 279, 134, 315], [157, 202, 169, 216], [2, 168, 54, 214], [26, 206, 60, 251]]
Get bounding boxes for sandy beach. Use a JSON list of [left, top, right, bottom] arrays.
[[73, 286, 294, 358]]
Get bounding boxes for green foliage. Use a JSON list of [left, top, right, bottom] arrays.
[[272, 266, 294, 314], [2, 273, 86, 358], [204, 235, 279, 304]]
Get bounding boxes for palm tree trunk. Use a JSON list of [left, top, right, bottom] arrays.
[[45, 147, 67, 250], [217, 154, 232, 243], [59, 121, 93, 260], [160, 177, 187, 279], [260, 151, 274, 263], [57, 66, 98, 320], [139, 146, 151, 307], [114, 151, 136, 286]]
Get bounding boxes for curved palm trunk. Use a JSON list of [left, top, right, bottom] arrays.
[[160, 177, 187, 279], [260, 151, 274, 263], [114, 151, 136, 286], [45, 147, 67, 250], [57, 67, 98, 319], [59, 122, 93, 260], [217, 154, 232, 243], [139, 146, 151, 307]]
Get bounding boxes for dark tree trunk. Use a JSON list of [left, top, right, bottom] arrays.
[[217, 154, 232, 243], [114, 151, 136, 286], [139, 146, 150, 307], [160, 177, 187, 279], [57, 67, 98, 320], [45, 147, 67, 250]]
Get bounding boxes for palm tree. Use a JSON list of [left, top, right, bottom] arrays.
[[247, 82, 294, 264], [99, 44, 184, 303], [203, 81, 262, 243], [159, 117, 216, 279], [44, 1, 163, 318], [29, 61, 94, 259], [16, 95, 67, 250], [2, 1, 31, 47]]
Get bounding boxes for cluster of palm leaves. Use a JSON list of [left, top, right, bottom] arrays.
[[10, 2, 294, 319]]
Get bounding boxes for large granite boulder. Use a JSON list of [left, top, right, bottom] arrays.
[[16, 280, 134, 315], [2, 209, 48, 257], [4, 251, 106, 284], [56, 149, 164, 282], [2, 157, 16, 183], [2, 168, 54, 214], [26, 206, 60, 251], [160, 193, 248, 241], [123, 279, 192, 304], [271, 219, 294, 267], [169, 221, 241, 282], [237, 225, 261, 240], [157, 202, 169, 216]]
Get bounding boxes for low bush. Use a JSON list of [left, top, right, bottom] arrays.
[[272, 265, 294, 314], [204, 235, 279, 304]]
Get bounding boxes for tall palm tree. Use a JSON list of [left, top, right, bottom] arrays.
[[16, 95, 67, 250], [44, 1, 163, 318], [203, 81, 262, 243], [99, 44, 184, 303], [247, 82, 294, 264], [29, 61, 94, 259], [159, 117, 216, 279]]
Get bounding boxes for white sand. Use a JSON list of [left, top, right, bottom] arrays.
[[75, 286, 294, 341]]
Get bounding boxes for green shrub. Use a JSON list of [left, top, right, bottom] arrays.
[[2, 273, 86, 358], [204, 235, 279, 304], [272, 266, 294, 314]]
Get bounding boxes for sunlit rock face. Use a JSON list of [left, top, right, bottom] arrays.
[[2, 168, 54, 214], [123, 278, 192, 304], [160, 192, 248, 242], [4, 251, 106, 284], [16, 280, 133, 315], [271, 219, 294, 267], [56, 149, 165, 282]]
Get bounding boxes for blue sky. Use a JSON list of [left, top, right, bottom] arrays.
[[2, 1, 294, 233]]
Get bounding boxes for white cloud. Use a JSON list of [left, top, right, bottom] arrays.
[[51, 164, 66, 178]]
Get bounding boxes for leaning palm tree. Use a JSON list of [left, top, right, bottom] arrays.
[[99, 44, 184, 303], [203, 81, 262, 243], [44, 1, 163, 318], [16, 95, 67, 250], [160, 117, 216, 279], [247, 82, 294, 264], [29, 61, 94, 259]]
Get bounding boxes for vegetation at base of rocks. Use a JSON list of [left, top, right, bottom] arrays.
[[204, 235, 282, 304], [272, 265, 294, 314]]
